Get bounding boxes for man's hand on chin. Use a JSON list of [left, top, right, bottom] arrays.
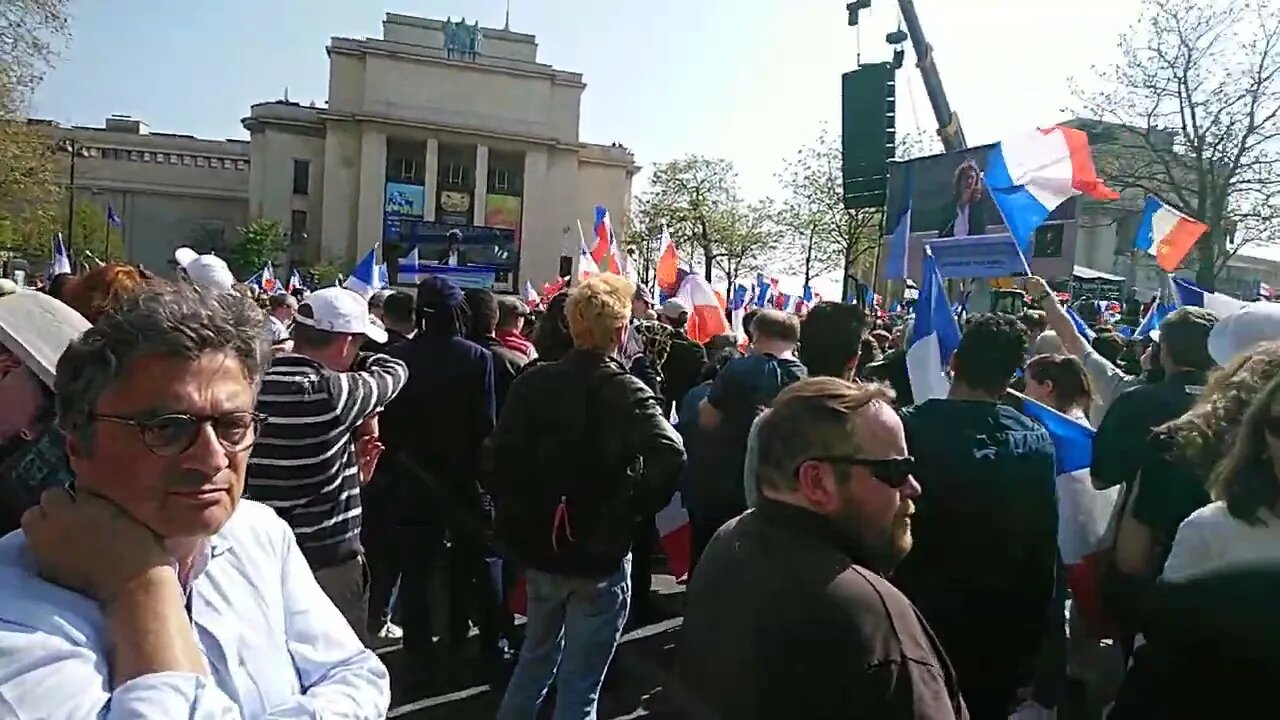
[[21, 487, 210, 686]]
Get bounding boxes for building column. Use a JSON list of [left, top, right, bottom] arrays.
[[356, 128, 387, 261], [521, 149, 550, 285], [424, 138, 439, 222], [473, 144, 489, 226]]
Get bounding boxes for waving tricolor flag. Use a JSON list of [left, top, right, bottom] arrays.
[[906, 248, 961, 402], [590, 206, 617, 273], [985, 126, 1119, 251], [674, 273, 729, 343], [1017, 394, 1120, 636], [1135, 197, 1208, 272], [655, 227, 682, 300]]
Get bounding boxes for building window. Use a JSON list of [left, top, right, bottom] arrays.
[[235, 159, 248, 171], [142, 152, 153, 162], [493, 168, 510, 192], [181, 155, 192, 166], [290, 210, 308, 246], [445, 162, 466, 185], [1033, 224, 1064, 258], [128, 150, 139, 161], [223, 158, 234, 169], [400, 158, 419, 182], [194, 156, 206, 167], [292, 159, 310, 195]]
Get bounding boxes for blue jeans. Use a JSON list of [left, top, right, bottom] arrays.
[[496, 556, 631, 720]]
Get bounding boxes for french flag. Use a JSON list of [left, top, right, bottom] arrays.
[[1018, 394, 1120, 637], [730, 283, 750, 339], [577, 239, 601, 281], [884, 164, 913, 281], [906, 247, 961, 402], [1135, 196, 1208, 272], [343, 246, 382, 299], [1170, 275, 1248, 317], [985, 126, 1119, 251], [674, 273, 729, 343], [657, 495, 692, 582], [591, 206, 617, 273], [655, 227, 682, 300], [259, 264, 278, 294], [754, 273, 774, 308]]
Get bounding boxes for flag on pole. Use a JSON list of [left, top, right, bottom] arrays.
[[884, 164, 913, 280], [673, 273, 729, 343], [523, 280, 539, 307], [985, 126, 1119, 250], [343, 246, 382, 299], [1134, 197, 1208, 272], [51, 233, 72, 276], [106, 205, 122, 227], [656, 494, 692, 582], [287, 269, 303, 294], [577, 239, 600, 281], [656, 227, 681, 300], [906, 247, 962, 402], [591, 206, 617, 273]]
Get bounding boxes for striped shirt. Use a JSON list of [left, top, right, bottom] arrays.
[[247, 352, 409, 568]]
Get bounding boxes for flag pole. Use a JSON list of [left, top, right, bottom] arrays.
[[102, 205, 110, 260]]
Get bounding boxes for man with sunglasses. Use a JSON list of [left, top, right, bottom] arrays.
[[0, 283, 389, 717], [679, 378, 967, 719]]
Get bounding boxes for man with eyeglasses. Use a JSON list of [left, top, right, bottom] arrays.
[[0, 283, 390, 717], [246, 287, 409, 644], [678, 377, 967, 719]]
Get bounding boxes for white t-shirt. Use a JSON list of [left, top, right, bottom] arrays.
[[1161, 501, 1280, 581]]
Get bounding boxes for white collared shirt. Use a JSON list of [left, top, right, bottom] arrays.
[[0, 500, 390, 718]]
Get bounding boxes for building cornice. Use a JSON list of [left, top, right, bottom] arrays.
[[55, 178, 247, 201], [327, 37, 586, 88]]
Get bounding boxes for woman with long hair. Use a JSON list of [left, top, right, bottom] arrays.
[[60, 263, 148, 323], [1118, 342, 1280, 581], [1161, 367, 1280, 580]]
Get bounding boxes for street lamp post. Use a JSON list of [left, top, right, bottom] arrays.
[[56, 138, 91, 256]]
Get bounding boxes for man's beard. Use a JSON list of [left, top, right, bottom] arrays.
[[829, 499, 914, 575]]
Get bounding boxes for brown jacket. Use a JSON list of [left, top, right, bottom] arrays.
[[677, 500, 968, 719]]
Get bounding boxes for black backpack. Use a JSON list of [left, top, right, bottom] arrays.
[[493, 358, 642, 577]]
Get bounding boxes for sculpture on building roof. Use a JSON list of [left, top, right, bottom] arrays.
[[443, 16, 482, 61]]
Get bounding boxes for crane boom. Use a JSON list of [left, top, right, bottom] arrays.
[[895, 0, 967, 153]]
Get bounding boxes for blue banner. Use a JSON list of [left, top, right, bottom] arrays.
[[923, 233, 1029, 279]]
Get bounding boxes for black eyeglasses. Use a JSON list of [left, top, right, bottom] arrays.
[[91, 411, 267, 457], [798, 455, 916, 489]]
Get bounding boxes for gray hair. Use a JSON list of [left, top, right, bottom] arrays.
[[55, 281, 271, 447]]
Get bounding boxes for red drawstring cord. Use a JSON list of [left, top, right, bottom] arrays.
[[551, 495, 574, 552]]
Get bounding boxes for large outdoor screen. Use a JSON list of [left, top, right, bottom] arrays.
[[885, 145, 1078, 237]]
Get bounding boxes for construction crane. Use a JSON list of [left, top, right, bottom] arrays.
[[847, 0, 967, 152]]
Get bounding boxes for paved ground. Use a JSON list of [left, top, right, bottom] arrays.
[[385, 574, 686, 719]]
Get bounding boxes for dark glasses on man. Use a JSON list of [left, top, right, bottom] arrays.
[[800, 455, 916, 489], [91, 411, 267, 457]]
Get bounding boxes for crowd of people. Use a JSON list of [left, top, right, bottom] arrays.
[[1, 250, 1279, 719]]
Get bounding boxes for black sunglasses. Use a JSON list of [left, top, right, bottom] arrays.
[[92, 411, 267, 457], [800, 455, 916, 489]]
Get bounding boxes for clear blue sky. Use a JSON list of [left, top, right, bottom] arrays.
[[34, 0, 1150, 205]]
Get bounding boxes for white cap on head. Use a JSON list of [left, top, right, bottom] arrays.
[[0, 292, 91, 387], [1208, 302, 1280, 366], [174, 246, 235, 294], [294, 287, 388, 344]]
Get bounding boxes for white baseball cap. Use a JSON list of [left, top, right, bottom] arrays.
[[1208, 302, 1280, 366], [294, 287, 388, 344], [174, 246, 235, 294]]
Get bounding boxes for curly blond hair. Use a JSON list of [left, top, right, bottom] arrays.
[[566, 274, 634, 352]]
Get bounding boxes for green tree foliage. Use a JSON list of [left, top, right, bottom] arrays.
[[641, 155, 741, 281], [0, 0, 72, 261], [714, 198, 778, 298], [226, 218, 287, 278], [776, 127, 942, 296], [1074, 0, 1280, 288]]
